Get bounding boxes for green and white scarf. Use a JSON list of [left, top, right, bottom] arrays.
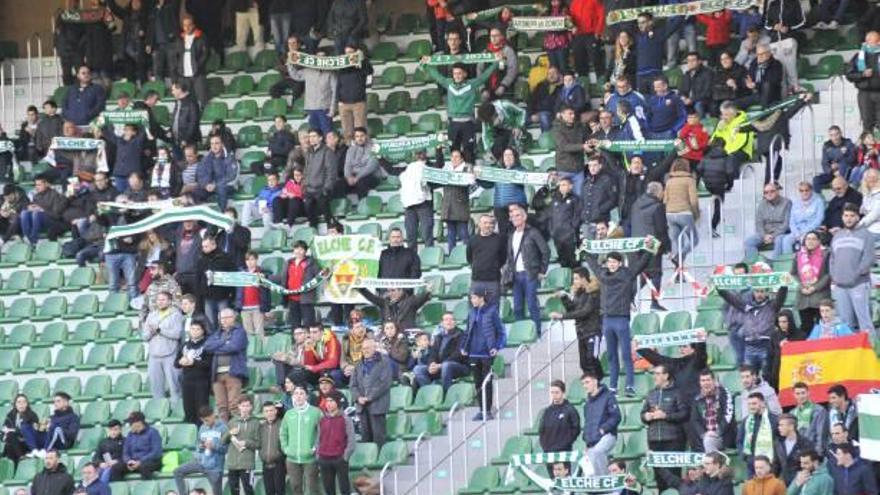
[[421, 167, 476, 186], [463, 3, 545, 25], [743, 411, 775, 461], [476, 166, 548, 186], [103, 205, 234, 253], [710, 272, 796, 290], [421, 52, 499, 66], [578, 236, 660, 255], [96, 109, 149, 128], [598, 140, 677, 153], [0, 140, 14, 153], [371, 133, 447, 161], [606, 0, 760, 25], [857, 44, 880, 71], [50, 137, 104, 151], [59, 8, 106, 23], [289, 50, 364, 70], [97, 199, 180, 214], [209, 270, 425, 294], [743, 94, 807, 123], [645, 451, 705, 467], [507, 452, 638, 493], [634, 328, 706, 349], [509, 16, 572, 32]]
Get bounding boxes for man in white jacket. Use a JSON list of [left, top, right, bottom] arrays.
[[399, 150, 435, 249]]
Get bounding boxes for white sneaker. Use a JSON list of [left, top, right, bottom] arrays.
[[35, 449, 46, 459], [815, 21, 828, 29], [828, 20, 839, 30]]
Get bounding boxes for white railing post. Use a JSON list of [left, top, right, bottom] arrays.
[[513, 344, 529, 432], [413, 431, 428, 492], [480, 371, 495, 465], [447, 402, 459, 494], [379, 462, 392, 495]]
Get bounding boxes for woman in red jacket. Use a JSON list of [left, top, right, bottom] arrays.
[[543, 0, 572, 72], [696, 10, 732, 67]]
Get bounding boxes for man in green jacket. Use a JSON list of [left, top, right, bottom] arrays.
[[421, 56, 498, 163], [787, 449, 834, 495], [477, 99, 527, 162], [280, 386, 322, 495], [222, 395, 260, 495]]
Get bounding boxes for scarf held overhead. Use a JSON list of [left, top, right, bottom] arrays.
[[577, 236, 660, 255], [422, 53, 499, 66], [476, 166, 549, 186], [606, 0, 760, 25], [59, 8, 106, 23], [288, 50, 364, 70], [463, 3, 545, 25], [710, 272, 797, 290], [634, 328, 706, 349], [508, 16, 572, 32], [598, 140, 677, 153], [103, 205, 234, 253], [371, 133, 447, 160]]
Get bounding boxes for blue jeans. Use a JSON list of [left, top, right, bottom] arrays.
[[558, 170, 585, 198], [270, 13, 291, 55], [744, 340, 771, 378], [20, 423, 69, 451], [446, 221, 469, 252], [729, 325, 745, 366], [205, 298, 231, 332], [816, 0, 849, 22], [513, 272, 541, 336], [667, 212, 698, 259], [19, 210, 45, 244], [105, 253, 138, 300], [113, 176, 129, 194], [773, 232, 800, 256], [603, 316, 634, 389], [76, 244, 102, 267], [414, 361, 470, 390], [666, 23, 697, 66], [307, 110, 333, 135], [743, 233, 768, 260], [535, 111, 554, 132]]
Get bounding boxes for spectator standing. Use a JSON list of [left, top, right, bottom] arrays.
[[413, 313, 468, 390], [399, 150, 436, 248], [632, 182, 671, 311], [580, 371, 621, 475], [467, 215, 507, 303], [552, 106, 588, 195], [738, 392, 780, 475], [774, 414, 814, 485], [830, 203, 876, 333], [193, 136, 234, 210], [31, 450, 75, 495], [62, 66, 106, 127], [299, 50, 337, 135], [697, 10, 733, 67], [482, 28, 519, 100], [506, 205, 549, 336], [107, 0, 149, 85], [530, 66, 563, 132], [606, 31, 635, 85], [173, 407, 227, 495], [109, 412, 162, 481], [547, 176, 582, 268], [543, 0, 572, 72], [580, 155, 617, 225], [196, 236, 236, 328], [569, 0, 604, 79], [550, 268, 603, 377], [713, 51, 749, 111], [170, 82, 202, 155], [538, 380, 581, 455], [557, 72, 588, 117], [605, 77, 647, 127], [718, 280, 788, 378], [825, 385, 859, 442], [204, 309, 249, 422], [633, 12, 683, 94], [437, 148, 472, 252], [54, 1, 85, 86], [637, 334, 708, 408], [647, 76, 687, 139], [740, 365, 783, 415], [280, 241, 321, 328], [175, 320, 213, 425], [859, 168, 880, 237], [223, 396, 260, 495], [480, 148, 528, 236], [680, 52, 713, 117], [357, 287, 431, 331], [743, 455, 786, 495], [790, 232, 831, 334], [827, 443, 878, 495], [689, 370, 736, 453], [664, 159, 700, 265], [848, 32, 880, 133], [790, 383, 828, 455], [302, 129, 336, 228], [336, 43, 372, 143], [378, 228, 421, 280], [143, 292, 184, 400], [176, 16, 209, 107], [787, 450, 834, 495], [147, 0, 180, 83], [258, 402, 284, 495], [270, 36, 307, 102], [641, 364, 690, 493], [326, 0, 368, 53], [350, 338, 393, 445], [316, 392, 355, 495], [815, 126, 858, 192], [462, 288, 505, 421], [232, 0, 264, 53], [34, 101, 63, 159]]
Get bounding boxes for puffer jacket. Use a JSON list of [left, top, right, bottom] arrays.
[[303, 68, 337, 111], [549, 190, 582, 241], [582, 384, 621, 446], [848, 47, 880, 92], [552, 119, 587, 174], [482, 164, 527, 207], [461, 301, 506, 358], [718, 287, 788, 342], [581, 171, 617, 223], [697, 147, 732, 196], [561, 286, 601, 340], [640, 381, 689, 442]]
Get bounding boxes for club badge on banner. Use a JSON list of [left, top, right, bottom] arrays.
[[311, 235, 382, 304]]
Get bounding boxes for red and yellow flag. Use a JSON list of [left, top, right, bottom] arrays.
[[778, 333, 880, 407]]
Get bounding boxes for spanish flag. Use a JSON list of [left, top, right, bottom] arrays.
[[778, 333, 880, 407]]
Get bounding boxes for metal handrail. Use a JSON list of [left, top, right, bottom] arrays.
[[479, 370, 495, 465], [26, 33, 44, 107], [412, 431, 431, 494], [379, 461, 392, 495], [0, 61, 16, 133], [446, 401, 460, 494]]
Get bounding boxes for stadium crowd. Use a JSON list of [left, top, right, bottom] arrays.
[[0, 0, 879, 494]]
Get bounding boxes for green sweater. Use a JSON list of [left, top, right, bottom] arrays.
[[423, 62, 498, 120], [786, 466, 835, 495], [222, 415, 261, 470], [481, 99, 527, 153], [279, 403, 322, 464]]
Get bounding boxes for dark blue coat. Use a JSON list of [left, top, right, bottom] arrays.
[[122, 425, 163, 463], [582, 384, 622, 446], [79, 479, 111, 495], [820, 138, 857, 177], [204, 325, 249, 382], [461, 302, 506, 358], [828, 457, 879, 495], [62, 83, 107, 125], [480, 165, 528, 208], [48, 407, 80, 447], [634, 18, 684, 75], [646, 91, 687, 134], [103, 128, 146, 179], [196, 150, 234, 189]]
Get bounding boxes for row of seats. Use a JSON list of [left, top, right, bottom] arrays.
[[0, 292, 135, 324]]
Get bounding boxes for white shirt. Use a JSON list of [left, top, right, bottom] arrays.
[[512, 229, 525, 272], [399, 161, 430, 208], [183, 34, 195, 77]]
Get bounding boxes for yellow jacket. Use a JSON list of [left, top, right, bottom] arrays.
[[710, 110, 755, 159]]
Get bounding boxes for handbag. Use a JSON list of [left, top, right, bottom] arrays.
[[500, 236, 524, 289]]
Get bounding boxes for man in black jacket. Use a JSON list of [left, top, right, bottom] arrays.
[[378, 228, 421, 280], [357, 288, 432, 331], [31, 450, 75, 495], [636, 332, 707, 406], [737, 392, 780, 475], [175, 15, 209, 107], [146, 0, 180, 83], [688, 370, 736, 453], [93, 420, 124, 479], [548, 177, 582, 268], [196, 235, 237, 331], [736, 44, 784, 109], [550, 267, 602, 377], [580, 156, 617, 225], [326, 0, 368, 53], [506, 205, 550, 336], [413, 312, 468, 390], [846, 32, 880, 133], [215, 208, 251, 269], [620, 156, 671, 231], [467, 214, 507, 304], [170, 81, 201, 159], [773, 413, 814, 485], [538, 380, 581, 457], [641, 364, 690, 492], [681, 52, 713, 117], [630, 182, 672, 311], [337, 42, 373, 143], [54, 1, 84, 86]]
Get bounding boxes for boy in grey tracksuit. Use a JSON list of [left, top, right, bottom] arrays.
[[142, 292, 184, 400], [830, 204, 876, 333]]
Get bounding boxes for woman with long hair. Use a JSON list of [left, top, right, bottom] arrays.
[[606, 31, 635, 86], [664, 159, 701, 265], [790, 231, 831, 335], [2, 394, 39, 465], [480, 147, 527, 237], [378, 320, 411, 377], [859, 168, 880, 242], [543, 0, 572, 72]]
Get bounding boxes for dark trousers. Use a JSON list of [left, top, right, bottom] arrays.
[[227, 469, 254, 495], [858, 90, 880, 132], [644, 253, 663, 302], [269, 78, 305, 104], [182, 75, 209, 108], [152, 44, 176, 80], [272, 196, 304, 225], [360, 411, 387, 447], [287, 301, 316, 328], [711, 196, 724, 231], [109, 457, 162, 481], [318, 457, 351, 495], [571, 34, 602, 76], [329, 304, 353, 326], [488, 128, 514, 160], [404, 201, 434, 248], [448, 120, 477, 163], [578, 334, 603, 380], [799, 308, 820, 337], [262, 463, 286, 495], [494, 206, 513, 237], [470, 357, 494, 412], [181, 378, 211, 425], [60, 54, 80, 86], [304, 193, 331, 227], [343, 175, 379, 199], [763, 151, 783, 185], [554, 233, 578, 268], [650, 438, 686, 492]]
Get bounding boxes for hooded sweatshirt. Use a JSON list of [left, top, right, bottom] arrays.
[[279, 401, 322, 464], [830, 225, 875, 288]]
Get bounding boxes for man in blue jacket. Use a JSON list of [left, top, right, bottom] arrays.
[[634, 12, 684, 94], [461, 287, 506, 421], [77, 463, 111, 495], [605, 77, 647, 129], [194, 135, 235, 209], [21, 392, 80, 455], [62, 66, 106, 126], [581, 370, 621, 475], [646, 76, 687, 140], [108, 412, 163, 481], [101, 123, 146, 193], [827, 442, 878, 495], [813, 125, 858, 192], [204, 309, 249, 422]]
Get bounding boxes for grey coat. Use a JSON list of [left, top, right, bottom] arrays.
[[344, 142, 382, 181], [304, 145, 337, 196], [440, 162, 472, 222], [142, 308, 184, 358], [830, 226, 875, 288], [789, 249, 831, 310], [479, 44, 518, 91], [350, 354, 393, 415], [755, 196, 792, 237], [302, 68, 337, 112]]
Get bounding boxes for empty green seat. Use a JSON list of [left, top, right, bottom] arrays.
[[35, 322, 68, 346], [393, 13, 423, 35], [441, 382, 475, 410], [368, 440, 409, 469], [370, 41, 399, 63], [259, 98, 288, 120], [53, 376, 82, 399], [405, 412, 443, 440], [219, 51, 250, 73], [507, 320, 537, 346], [3, 323, 36, 348], [231, 99, 259, 122], [374, 66, 406, 89], [0, 268, 32, 294], [110, 81, 136, 100], [81, 374, 112, 402], [419, 246, 443, 269], [237, 124, 265, 147], [255, 72, 283, 95], [65, 294, 99, 319], [16, 349, 50, 374], [381, 90, 411, 114], [139, 80, 166, 99], [662, 310, 693, 333], [27, 241, 61, 266], [388, 385, 413, 412], [416, 113, 443, 134], [0, 349, 20, 373], [541, 267, 570, 292], [21, 377, 50, 398], [0, 242, 31, 268], [349, 198, 383, 221], [32, 268, 64, 293], [377, 195, 404, 219], [144, 398, 170, 423], [257, 228, 287, 253], [33, 295, 68, 322], [70, 320, 101, 344], [695, 310, 725, 335], [13, 458, 40, 482], [632, 313, 660, 335], [459, 466, 500, 494], [0, 379, 19, 403], [491, 435, 532, 465], [48, 344, 83, 372], [167, 423, 198, 450], [383, 115, 412, 136], [200, 101, 229, 124], [221, 74, 255, 97], [103, 319, 134, 342], [96, 292, 130, 318], [400, 39, 432, 63], [81, 401, 111, 427], [349, 442, 379, 471], [405, 384, 443, 412], [385, 412, 411, 440], [0, 297, 36, 324], [111, 398, 141, 421], [82, 343, 115, 371], [109, 342, 144, 369]]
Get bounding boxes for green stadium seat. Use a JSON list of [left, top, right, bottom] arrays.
[[416, 113, 443, 134], [255, 72, 283, 96], [96, 292, 131, 318], [393, 13, 423, 34], [419, 246, 443, 269], [259, 98, 289, 121], [111, 398, 141, 422], [167, 423, 198, 450], [368, 440, 409, 469], [0, 349, 20, 373], [27, 240, 61, 266], [348, 198, 383, 221], [386, 412, 411, 440], [70, 320, 101, 344], [34, 322, 68, 346], [662, 311, 693, 333], [632, 313, 660, 335], [257, 228, 287, 253], [49, 345, 83, 372], [443, 273, 471, 300], [377, 174, 400, 192], [200, 101, 229, 123], [349, 442, 379, 471], [153, 104, 171, 127], [81, 374, 112, 402], [12, 458, 40, 483], [21, 377, 50, 399], [382, 90, 411, 114], [423, 275, 445, 297], [206, 77, 226, 98], [383, 115, 413, 137], [330, 197, 351, 217], [695, 310, 725, 335], [70, 426, 104, 455], [82, 343, 115, 371], [710, 344, 738, 372], [139, 80, 166, 99], [0, 297, 35, 324], [507, 320, 537, 346], [130, 480, 159, 495], [377, 195, 404, 219], [144, 398, 170, 423], [2, 323, 35, 348], [291, 226, 316, 245], [459, 466, 500, 494], [400, 39, 433, 63], [81, 401, 111, 427], [219, 51, 250, 74], [65, 294, 99, 319], [0, 379, 19, 402], [389, 385, 413, 412], [541, 267, 570, 293], [0, 269, 32, 295], [231, 100, 259, 122], [413, 88, 441, 112], [110, 81, 136, 100], [31, 268, 64, 294], [491, 435, 532, 465], [110, 342, 145, 369], [370, 41, 399, 63], [249, 49, 277, 72], [0, 242, 31, 267], [52, 86, 70, 104], [16, 348, 50, 374], [405, 384, 444, 412], [33, 295, 68, 322]]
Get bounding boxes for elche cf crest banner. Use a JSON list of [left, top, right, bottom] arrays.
[[311, 235, 382, 304]]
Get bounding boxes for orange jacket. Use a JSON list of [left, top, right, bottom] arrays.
[[570, 0, 605, 36], [426, 0, 450, 20], [304, 330, 342, 372], [742, 475, 786, 495]]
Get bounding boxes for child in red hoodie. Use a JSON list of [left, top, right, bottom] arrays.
[[677, 110, 710, 169], [697, 10, 732, 67]]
